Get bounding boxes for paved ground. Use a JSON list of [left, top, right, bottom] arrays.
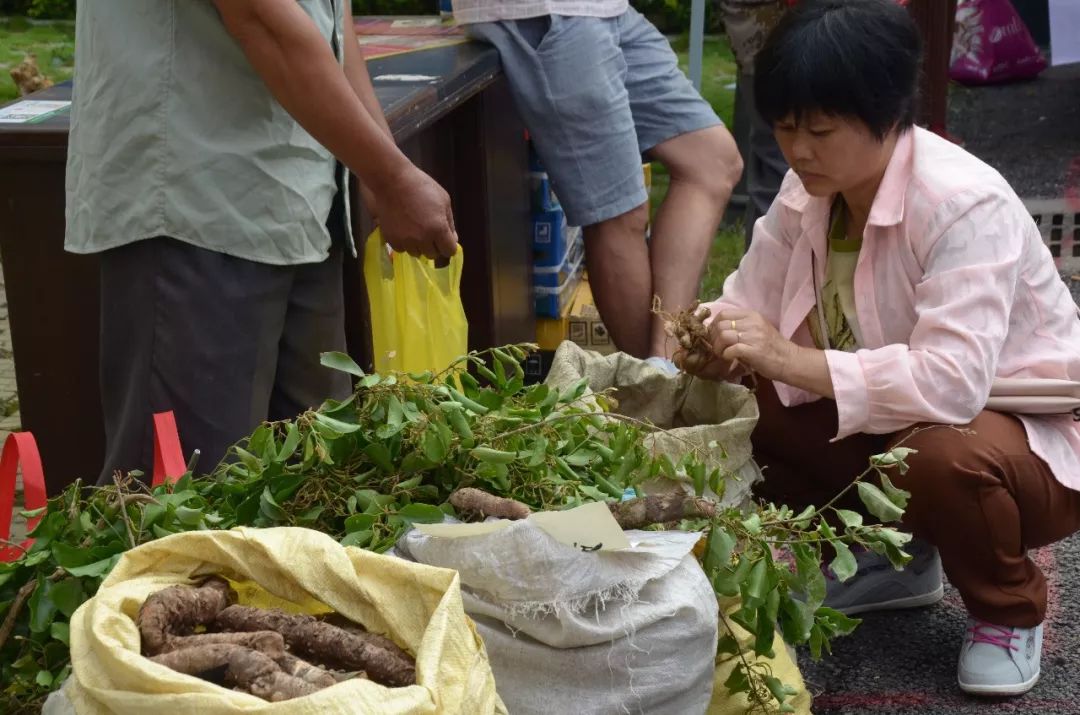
[[0, 265, 20, 440], [800, 62, 1080, 714]]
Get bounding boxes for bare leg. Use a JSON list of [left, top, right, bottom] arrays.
[[646, 125, 743, 357], [583, 202, 653, 359]]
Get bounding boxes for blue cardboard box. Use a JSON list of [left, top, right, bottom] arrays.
[[533, 228, 583, 289], [534, 263, 583, 318], [533, 208, 577, 268]]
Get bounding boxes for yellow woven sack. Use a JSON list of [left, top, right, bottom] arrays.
[[363, 228, 468, 375], [708, 596, 814, 714], [58, 527, 505, 715]]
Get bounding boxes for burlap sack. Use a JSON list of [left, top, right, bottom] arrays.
[[544, 341, 762, 507]]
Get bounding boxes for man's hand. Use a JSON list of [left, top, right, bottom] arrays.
[[375, 166, 458, 259], [210, 1, 449, 243]]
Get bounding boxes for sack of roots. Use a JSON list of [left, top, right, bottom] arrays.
[[396, 520, 719, 714], [544, 341, 762, 508], [43, 527, 505, 715]]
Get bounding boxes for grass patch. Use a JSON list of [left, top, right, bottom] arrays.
[[669, 33, 738, 128], [0, 16, 75, 102]]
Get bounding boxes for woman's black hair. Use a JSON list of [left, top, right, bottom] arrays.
[[754, 0, 922, 139]]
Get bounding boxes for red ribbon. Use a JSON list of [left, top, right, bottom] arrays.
[[151, 411, 186, 488], [0, 432, 47, 562], [0, 411, 185, 561]]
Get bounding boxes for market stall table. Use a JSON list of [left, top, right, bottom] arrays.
[[0, 41, 532, 493]]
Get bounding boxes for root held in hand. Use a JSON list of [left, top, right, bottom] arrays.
[[654, 298, 713, 371]]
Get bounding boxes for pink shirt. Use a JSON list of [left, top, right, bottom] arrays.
[[704, 127, 1080, 491]]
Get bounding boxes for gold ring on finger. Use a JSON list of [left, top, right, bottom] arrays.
[[730, 319, 737, 331]]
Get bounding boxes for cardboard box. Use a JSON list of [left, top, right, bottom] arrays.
[[535, 279, 615, 355]]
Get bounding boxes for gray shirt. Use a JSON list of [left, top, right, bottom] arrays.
[[65, 0, 354, 265]]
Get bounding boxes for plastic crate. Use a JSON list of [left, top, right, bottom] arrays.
[[534, 247, 585, 318], [533, 227, 583, 289], [1026, 199, 1080, 273], [533, 207, 578, 268]]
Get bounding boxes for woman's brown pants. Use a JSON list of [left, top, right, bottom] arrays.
[[751, 380, 1080, 627]]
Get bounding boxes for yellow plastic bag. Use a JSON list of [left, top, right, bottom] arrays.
[[363, 228, 468, 375], [57, 527, 505, 715], [708, 596, 814, 715]]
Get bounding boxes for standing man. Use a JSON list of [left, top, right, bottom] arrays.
[[454, 0, 743, 364], [67, 0, 458, 482], [720, 0, 790, 247]]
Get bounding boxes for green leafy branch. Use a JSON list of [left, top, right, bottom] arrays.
[[0, 344, 922, 713], [700, 439, 921, 713]]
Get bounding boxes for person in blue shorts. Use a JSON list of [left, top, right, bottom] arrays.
[[454, 0, 744, 366]]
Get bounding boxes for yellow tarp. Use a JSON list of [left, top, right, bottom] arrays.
[[60, 527, 505, 715]]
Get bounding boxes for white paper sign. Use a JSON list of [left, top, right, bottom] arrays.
[[0, 100, 70, 124], [415, 500, 631, 551], [1049, 0, 1080, 67]]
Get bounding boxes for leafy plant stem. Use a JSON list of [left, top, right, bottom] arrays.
[[0, 568, 64, 653]]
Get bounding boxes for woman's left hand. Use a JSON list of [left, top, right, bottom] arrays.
[[712, 308, 800, 382]]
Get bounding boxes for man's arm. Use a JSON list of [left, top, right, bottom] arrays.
[[342, 1, 392, 138], [211, 0, 456, 258], [341, 1, 390, 219]]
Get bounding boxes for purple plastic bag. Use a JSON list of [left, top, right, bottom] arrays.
[[950, 0, 1047, 84]]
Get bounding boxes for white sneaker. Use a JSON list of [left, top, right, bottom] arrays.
[[957, 617, 1042, 696]]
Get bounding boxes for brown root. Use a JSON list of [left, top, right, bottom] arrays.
[[226, 648, 322, 702], [150, 643, 244, 677], [608, 494, 718, 530], [653, 298, 713, 371], [318, 613, 402, 655], [449, 487, 531, 521], [138, 577, 237, 656], [151, 644, 323, 701], [216, 605, 416, 687], [161, 631, 285, 657], [276, 653, 339, 688]]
